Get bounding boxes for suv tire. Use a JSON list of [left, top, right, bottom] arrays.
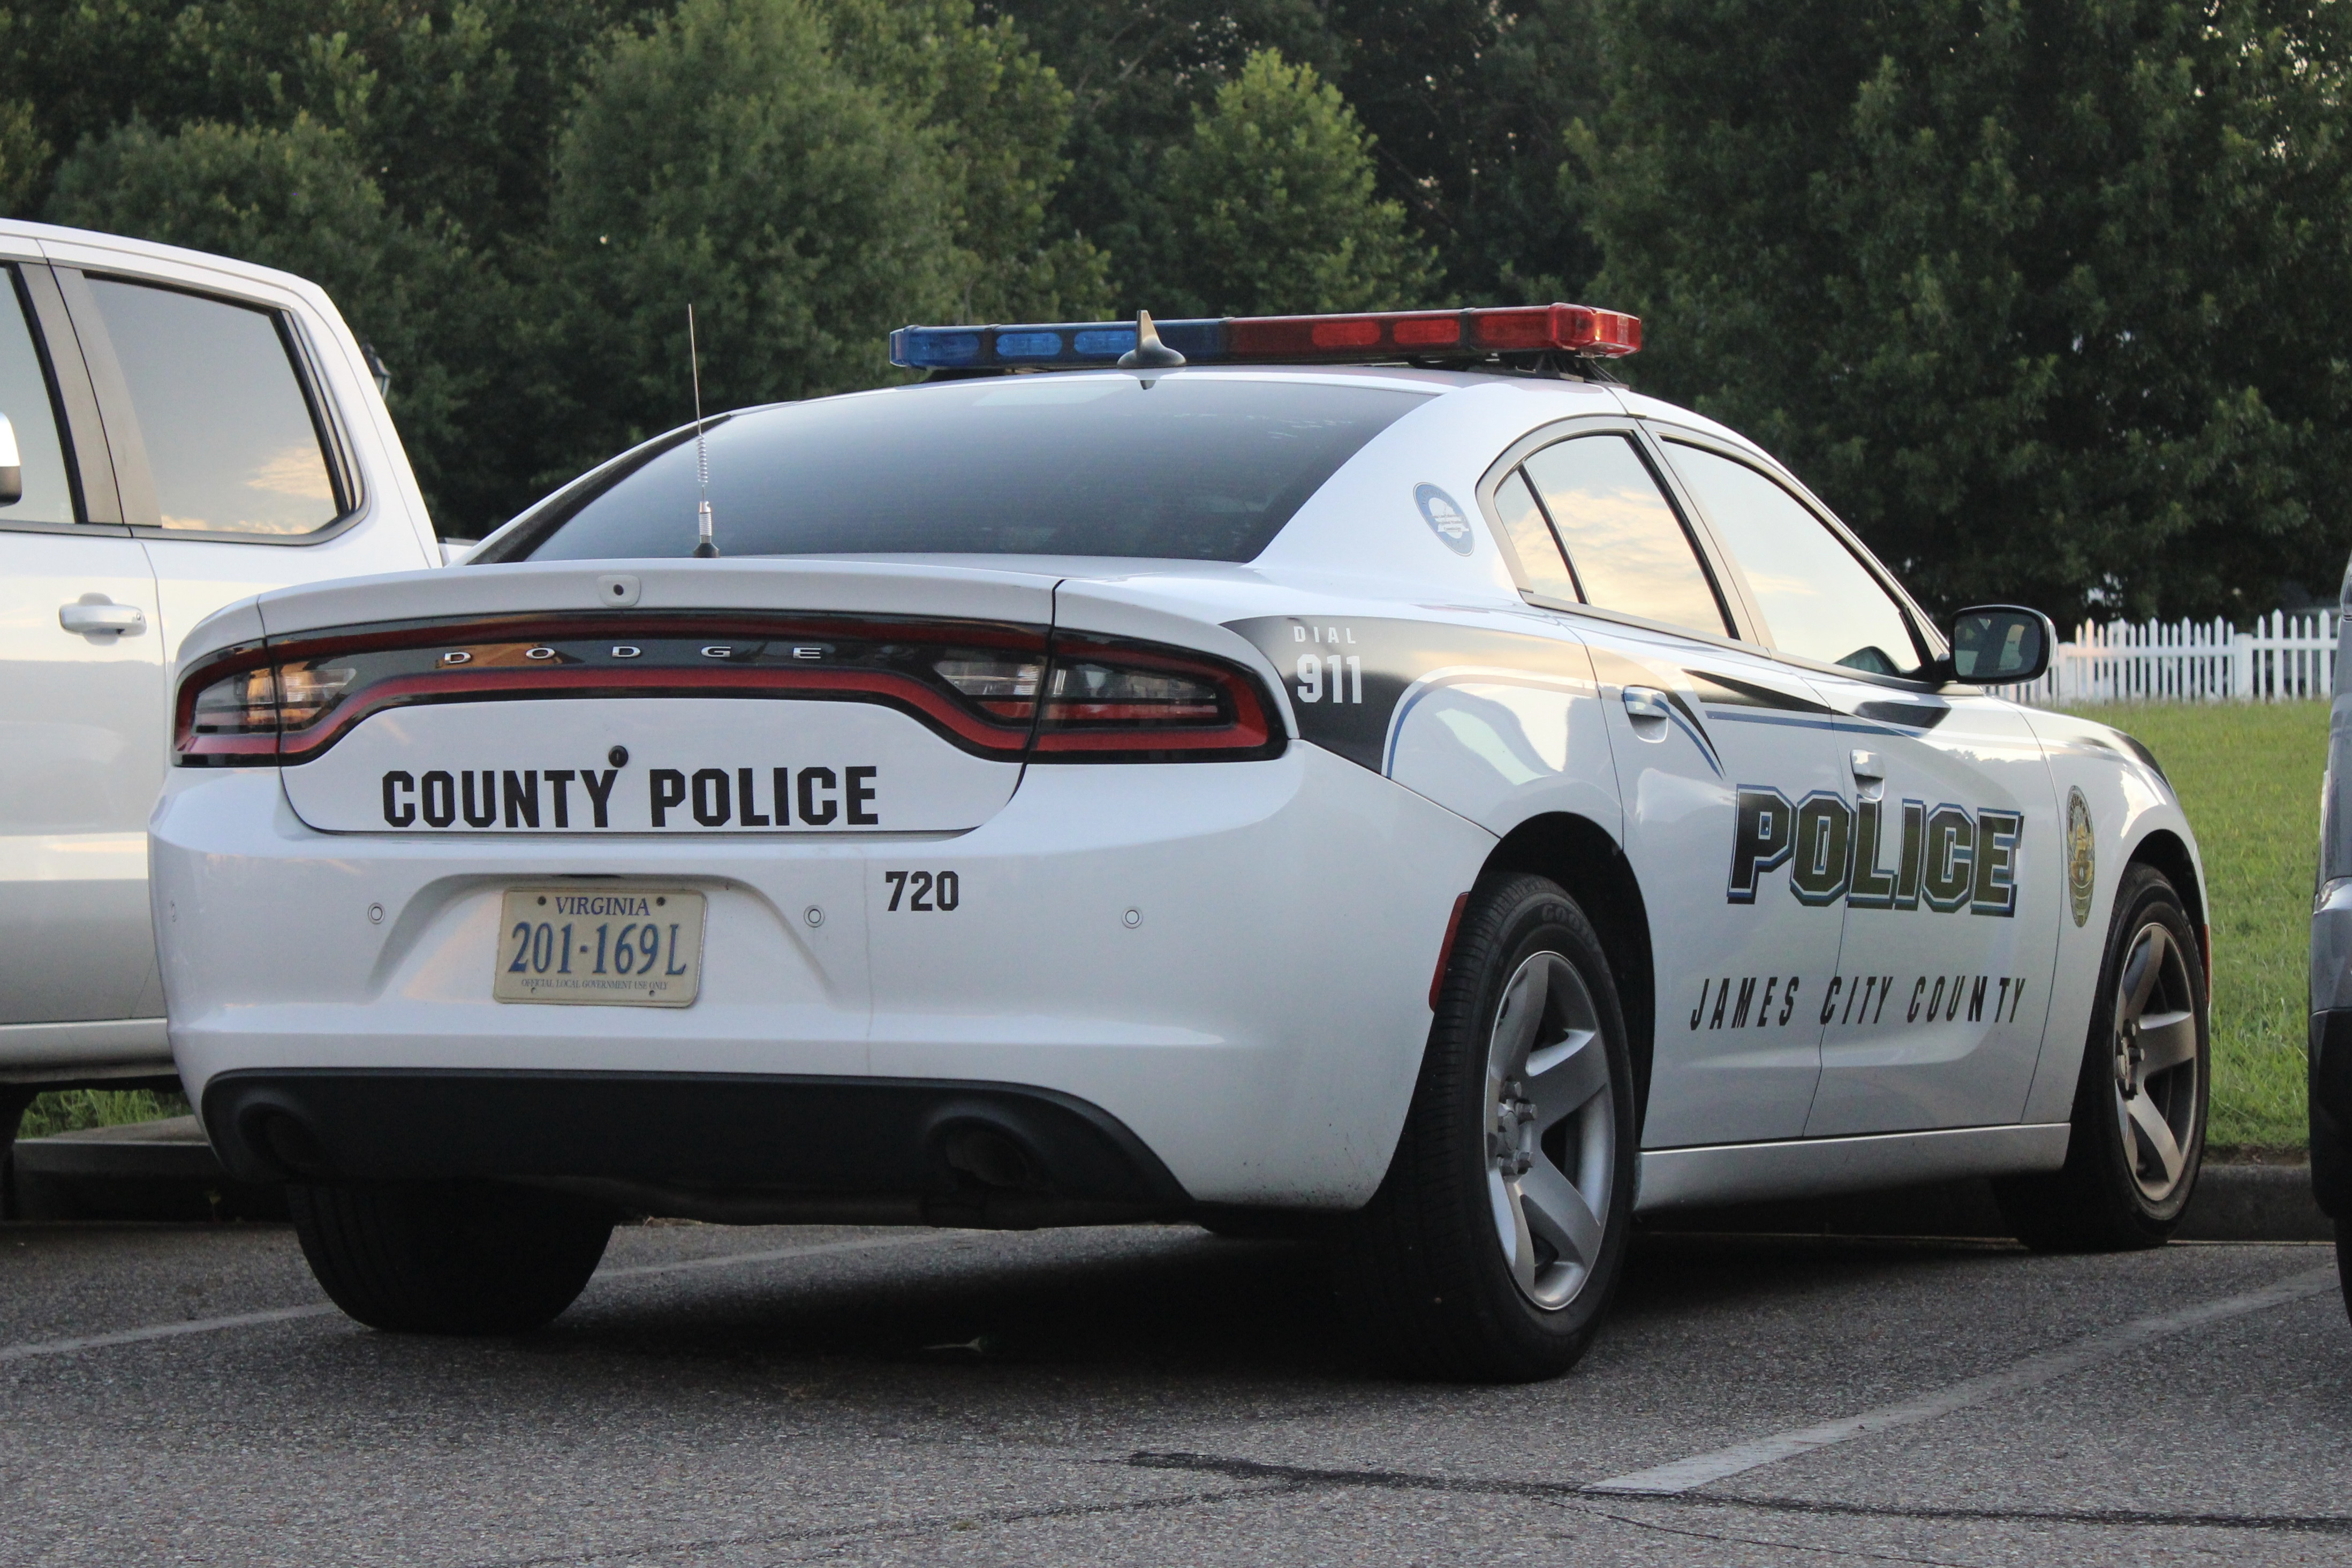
[[1338, 873, 1637, 1382], [289, 1180, 614, 1334]]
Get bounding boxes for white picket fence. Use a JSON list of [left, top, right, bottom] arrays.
[[2002, 611, 2339, 705]]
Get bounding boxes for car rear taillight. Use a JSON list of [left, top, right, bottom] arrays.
[[1032, 635, 1281, 760], [933, 654, 1044, 721], [176, 650, 363, 764], [176, 645, 278, 763], [173, 616, 1283, 767]]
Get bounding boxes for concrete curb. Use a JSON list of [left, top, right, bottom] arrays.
[[7, 1116, 284, 1222], [4, 1120, 2339, 1241], [2176, 1162, 2333, 1242]]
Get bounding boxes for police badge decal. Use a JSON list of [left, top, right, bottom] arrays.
[[2066, 786, 2096, 927]]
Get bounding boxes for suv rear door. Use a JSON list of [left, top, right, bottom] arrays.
[[0, 256, 168, 1041], [0, 229, 441, 1069]]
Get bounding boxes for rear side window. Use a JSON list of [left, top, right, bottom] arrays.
[[1518, 434, 1730, 637], [1667, 442, 1924, 677], [1493, 469, 1579, 602], [0, 270, 75, 525], [521, 375, 1427, 562], [85, 278, 343, 536]]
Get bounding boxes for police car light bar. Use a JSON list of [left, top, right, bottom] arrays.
[[887, 304, 1642, 371]]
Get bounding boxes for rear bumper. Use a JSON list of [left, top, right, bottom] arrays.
[[202, 1068, 1185, 1228], [153, 746, 1496, 1208]]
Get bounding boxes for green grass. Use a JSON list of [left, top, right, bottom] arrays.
[[17, 1087, 190, 1141], [2064, 702, 2326, 1151]]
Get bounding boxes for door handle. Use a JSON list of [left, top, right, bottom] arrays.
[[1850, 748, 1885, 801], [1623, 686, 1673, 722], [59, 601, 147, 636]]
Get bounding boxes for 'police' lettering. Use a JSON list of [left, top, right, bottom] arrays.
[[649, 769, 687, 827], [1790, 792, 1854, 906], [1728, 786, 1795, 903], [798, 767, 838, 825], [1726, 786, 2021, 919]]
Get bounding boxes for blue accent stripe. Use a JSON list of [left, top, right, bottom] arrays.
[[1664, 708, 1726, 776]]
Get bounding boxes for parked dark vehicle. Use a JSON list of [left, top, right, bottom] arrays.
[[2313, 560, 2352, 1315]]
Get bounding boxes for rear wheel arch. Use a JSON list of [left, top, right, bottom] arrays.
[[1480, 813, 1654, 1132]]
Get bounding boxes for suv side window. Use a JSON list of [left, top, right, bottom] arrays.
[[1666, 441, 1924, 677], [0, 269, 78, 525], [1519, 433, 1731, 637], [84, 278, 342, 536]]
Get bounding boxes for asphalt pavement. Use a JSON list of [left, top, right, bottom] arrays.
[[2, 1217, 2347, 1566]]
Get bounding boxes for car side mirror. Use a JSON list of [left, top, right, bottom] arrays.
[[1942, 604, 2055, 685], [0, 414, 20, 507]]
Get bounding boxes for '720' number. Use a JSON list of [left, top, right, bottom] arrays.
[[884, 870, 961, 912]]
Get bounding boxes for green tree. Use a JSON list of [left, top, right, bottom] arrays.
[[0, 0, 639, 254], [987, 0, 1345, 298], [823, 0, 1107, 320], [993, 0, 1606, 307], [1574, 0, 2352, 625], [0, 0, 644, 533], [0, 98, 47, 217], [1327, 0, 1604, 305], [1147, 48, 1435, 316], [43, 116, 483, 510], [541, 0, 962, 480]]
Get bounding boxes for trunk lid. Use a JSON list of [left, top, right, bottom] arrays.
[[252, 560, 1057, 836]]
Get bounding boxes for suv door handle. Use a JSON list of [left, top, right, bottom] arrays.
[[59, 602, 147, 636]]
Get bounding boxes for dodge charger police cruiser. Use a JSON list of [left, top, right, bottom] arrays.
[[152, 305, 2210, 1380]]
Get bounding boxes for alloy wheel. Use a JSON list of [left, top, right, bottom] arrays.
[[2108, 921, 2200, 1203], [1484, 951, 1616, 1310]]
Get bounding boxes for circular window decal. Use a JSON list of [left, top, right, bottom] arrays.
[[1416, 483, 1474, 556]]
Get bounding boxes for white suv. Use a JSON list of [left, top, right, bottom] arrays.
[[0, 220, 440, 1129]]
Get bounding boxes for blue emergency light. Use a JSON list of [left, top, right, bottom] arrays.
[[887, 305, 1641, 372]]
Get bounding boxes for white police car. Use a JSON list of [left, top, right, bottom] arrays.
[[152, 306, 2210, 1379]]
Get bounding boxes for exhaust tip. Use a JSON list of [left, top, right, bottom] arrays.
[[239, 1104, 331, 1179], [939, 1123, 1039, 1191]]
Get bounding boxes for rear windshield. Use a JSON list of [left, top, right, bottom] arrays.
[[516, 374, 1428, 563]]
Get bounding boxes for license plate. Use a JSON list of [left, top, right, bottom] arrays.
[[494, 887, 706, 1006]]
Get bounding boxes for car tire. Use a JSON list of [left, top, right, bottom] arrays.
[[288, 1180, 615, 1334], [2338, 1222, 2352, 1327], [1337, 873, 1637, 1382], [1994, 863, 2209, 1251]]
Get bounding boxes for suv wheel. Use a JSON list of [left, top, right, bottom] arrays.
[[1339, 873, 1637, 1381], [289, 1180, 615, 1334], [1994, 863, 2207, 1250]]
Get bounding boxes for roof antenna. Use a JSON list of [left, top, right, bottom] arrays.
[[1117, 309, 1185, 378], [688, 303, 717, 559]]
